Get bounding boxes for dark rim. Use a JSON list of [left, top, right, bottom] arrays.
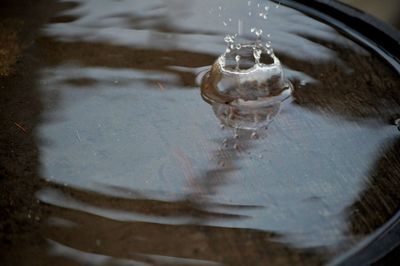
[[277, 0, 400, 70], [274, 0, 400, 265]]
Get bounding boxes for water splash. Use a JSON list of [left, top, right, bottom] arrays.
[[201, 28, 292, 132], [201, 1, 291, 133]]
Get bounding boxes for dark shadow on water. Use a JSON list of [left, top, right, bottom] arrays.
[[278, 34, 400, 124], [346, 137, 400, 235], [38, 38, 215, 87], [330, 137, 400, 265], [38, 184, 325, 266]]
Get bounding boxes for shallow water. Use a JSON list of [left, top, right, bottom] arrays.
[[1, 0, 400, 265]]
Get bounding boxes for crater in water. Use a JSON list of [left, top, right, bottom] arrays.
[[201, 35, 292, 131]]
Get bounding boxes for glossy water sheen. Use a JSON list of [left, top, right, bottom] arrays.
[[1, 0, 400, 265]]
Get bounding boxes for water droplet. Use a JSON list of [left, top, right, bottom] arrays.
[[258, 154, 263, 159], [235, 55, 241, 69], [224, 34, 236, 44], [251, 28, 263, 38], [251, 132, 258, 139], [248, 11, 252, 16], [233, 143, 239, 150], [253, 48, 262, 65], [248, 1, 251, 6], [223, 21, 227, 27]]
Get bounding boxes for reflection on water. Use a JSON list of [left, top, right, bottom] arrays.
[[19, 0, 400, 264]]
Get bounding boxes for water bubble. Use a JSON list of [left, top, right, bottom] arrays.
[[248, 11, 252, 16], [250, 132, 258, 139], [223, 21, 227, 27], [233, 143, 239, 150]]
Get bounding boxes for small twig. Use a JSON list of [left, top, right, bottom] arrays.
[[156, 82, 165, 91], [14, 122, 27, 133], [75, 130, 82, 142]]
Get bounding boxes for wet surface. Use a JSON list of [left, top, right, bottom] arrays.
[[1, 0, 400, 265]]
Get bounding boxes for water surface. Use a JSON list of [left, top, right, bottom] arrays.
[[1, 0, 400, 265]]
